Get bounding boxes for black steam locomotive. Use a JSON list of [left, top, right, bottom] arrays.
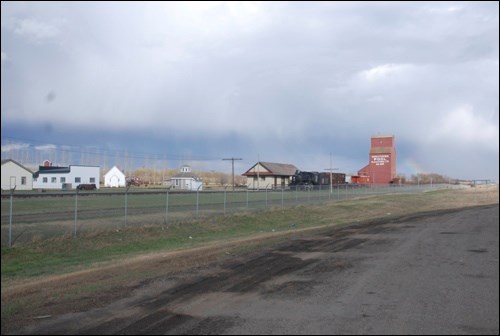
[[289, 170, 346, 187]]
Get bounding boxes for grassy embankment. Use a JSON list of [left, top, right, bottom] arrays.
[[2, 186, 497, 284]]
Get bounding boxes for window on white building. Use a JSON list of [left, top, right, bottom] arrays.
[[75, 177, 81, 183], [21, 177, 26, 185], [61, 177, 66, 183], [51, 177, 57, 183], [43, 177, 48, 183]]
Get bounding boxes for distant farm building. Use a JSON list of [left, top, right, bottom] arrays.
[[242, 161, 298, 189], [1, 159, 34, 191], [170, 165, 203, 191], [356, 134, 397, 185], [33, 165, 100, 190], [104, 166, 126, 188]]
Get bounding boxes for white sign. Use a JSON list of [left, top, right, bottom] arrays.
[[371, 155, 390, 166]]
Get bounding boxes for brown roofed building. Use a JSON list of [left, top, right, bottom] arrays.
[[242, 161, 298, 189]]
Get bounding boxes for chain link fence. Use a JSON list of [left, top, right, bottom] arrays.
[[1, 184, 495, 247]]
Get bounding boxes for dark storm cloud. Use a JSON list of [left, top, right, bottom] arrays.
[[1, 1, 498, 180]]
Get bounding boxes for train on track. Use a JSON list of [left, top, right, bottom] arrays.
[[288, 170, 346, 188]]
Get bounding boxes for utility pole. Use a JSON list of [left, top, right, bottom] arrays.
[[257, 155, 260, 190], [222, 157, 242, 191], [324, 153, 339, 194]]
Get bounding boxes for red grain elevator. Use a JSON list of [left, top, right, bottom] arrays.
[[357, 135, 397, 185]]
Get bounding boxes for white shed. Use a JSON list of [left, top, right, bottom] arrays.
[[171, 165, 203, 191], [1, 159, 33, 190], [104, 166, 126, 188]]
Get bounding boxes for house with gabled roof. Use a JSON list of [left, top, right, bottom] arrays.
[[242, 161, 298, 189], [104, 166, 126, 188], [1, 159, 34, 190]]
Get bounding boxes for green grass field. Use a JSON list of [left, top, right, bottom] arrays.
[[2, 186, 498, 285], [1, 186, 413, 245]]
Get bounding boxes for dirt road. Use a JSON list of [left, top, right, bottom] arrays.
[[10, 205, 499, 335]]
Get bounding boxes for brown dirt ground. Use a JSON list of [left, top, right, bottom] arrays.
[[1, 229, 319, 334]]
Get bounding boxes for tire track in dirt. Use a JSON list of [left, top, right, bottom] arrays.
[[11, 208, 412, 335]]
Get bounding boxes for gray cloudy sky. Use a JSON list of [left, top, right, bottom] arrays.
[[1, 1, 499, 181]]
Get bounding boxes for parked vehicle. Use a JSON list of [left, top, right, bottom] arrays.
[[126, 176, 148, 187], [76, 183, 97, 190]]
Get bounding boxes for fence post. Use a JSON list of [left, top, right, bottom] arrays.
[[224, 187, 227, 215], [9, 187, 16, 247], [281, 187, 284, 209], [124, 185, 130, 226], [74, 188, 78, 238], [265, 184, 270, 207], [165, 190, 169, 224], [196, 184, 202, 217], [246, 188, 249, 209]]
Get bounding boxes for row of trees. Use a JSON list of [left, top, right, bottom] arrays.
[[405, 173, 456, 185], [122, 169, 455, 188], [119, 167, 247, 188]]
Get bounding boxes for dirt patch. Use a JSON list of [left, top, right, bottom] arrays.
[[1, 227, 329, 334]]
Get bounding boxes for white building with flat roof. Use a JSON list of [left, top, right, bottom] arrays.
[[33, 165, 100, 190]]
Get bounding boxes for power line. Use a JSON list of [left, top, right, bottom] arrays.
[[1, 135, 222, 162]]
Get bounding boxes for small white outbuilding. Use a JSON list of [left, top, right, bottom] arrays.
[[1, 159, 33, 190], [170, 165, 203, 191], [104, 166, 126, 188]]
